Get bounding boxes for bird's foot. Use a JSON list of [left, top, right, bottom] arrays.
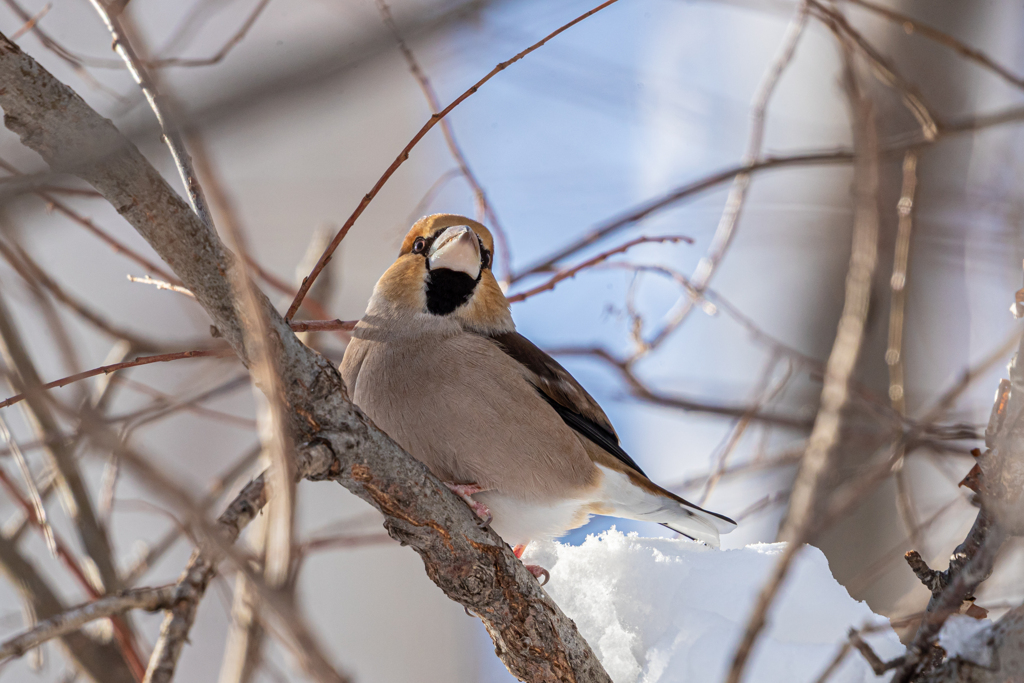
[[443, 482, 492, 527], [525, 564, 550, 586], [510, 544, 548, 585]]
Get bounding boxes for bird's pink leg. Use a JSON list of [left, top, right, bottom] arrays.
[[511, 543, 549, 585], [443, 482, 492, 526]]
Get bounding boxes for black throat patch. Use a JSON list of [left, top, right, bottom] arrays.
[[425, 269, 478, 315]]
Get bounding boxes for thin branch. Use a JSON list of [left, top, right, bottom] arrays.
[[184, 136, 297, 679], [0, 294, 145, 675], [507, 235, 692, 303], [373, 0, 514, 283], [0, 237, 165, 351], [848, 629, 906, 675], [665, 0, 809, 340], [285, 0, 623, 320], [887, 152, 920, 548], [0, 529, 137, 683], [812, 641, 852, 683], [512, 149, 855, 282], [139, 473, 315, 683], [112, 375, 256, 430], [0, 0, 127, 100], [149, 0, 271, 68], [126, 275, 194, 297], [0, 415, 56, 556], [0, 464, 146, 679], [0, 319, 354, 412], [217, 514, 266, 683], [0, 349, 232, 412], [725, 37, 880, 683], [809, 0, 938, 142], [551, 346, 814, 431], [125, 444, 262, 586], [88, 1, 214, 228], [8, 1, 49, 41], [844, 0, 1024, 91], [0, 585, 175, 662], [0, 157, 182, 285]]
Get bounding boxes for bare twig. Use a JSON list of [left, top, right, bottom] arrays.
[[149, 0, 271, 68], [9, 1, 48, 41], [809, 0, 938, 142], [125, 444, 262, 586], [550, 346, 814, 431], [812, 640, 852, 683], [285, 0, 623, 320], [512, 149, 854, 283], [0, 530, 137, 683], [844, 0, 1024, 91], [887, 152, 921, 548], [0, 585, 176, 662], [88, 1, 213, 227], [126, 275, 194, 297], [0, 238, 164, 351], [0, 157, 182, 285], [0, 295, 146, 676], [0, 415, 56, 556], [217, 514, 266, 683], [186, 137, 297, 676], [725, 37, 880, 683], [507, 235, 692, 303], [0, 463, 145, 679], [848, 629, 906, 675], [373, 0, 514, 283], [0, 0, 126, 100], [0, 349, 232, 412], [663, 1, 809, 341]]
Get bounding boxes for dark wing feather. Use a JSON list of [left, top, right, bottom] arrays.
[[487, 331, 647, 476]]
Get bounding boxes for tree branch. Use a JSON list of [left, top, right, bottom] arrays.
[[0, 29, 611, 683], [0, 585, 176, 663]]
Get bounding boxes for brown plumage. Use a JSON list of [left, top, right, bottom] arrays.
[[341, 214, 736, 549]]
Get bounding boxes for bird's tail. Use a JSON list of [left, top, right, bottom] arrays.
[[595, 464, 737, 547], [659, 502, 737, 548]]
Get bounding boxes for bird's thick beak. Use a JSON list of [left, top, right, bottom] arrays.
[[428, 226, 481, 279]]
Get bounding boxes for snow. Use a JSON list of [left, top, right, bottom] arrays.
[[938, 614, 994, 667], [521, 530, 905, 683]]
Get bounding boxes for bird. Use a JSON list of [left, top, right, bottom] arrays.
[[341, 214, 736, 581]]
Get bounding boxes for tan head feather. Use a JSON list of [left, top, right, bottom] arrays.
[[371, 214, 513, 333]]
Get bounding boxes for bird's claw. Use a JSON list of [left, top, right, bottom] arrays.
[[444, 482, 493, 527], [525, 564, 549, 586]]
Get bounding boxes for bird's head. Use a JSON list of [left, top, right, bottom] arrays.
[[368, 214, 513, 333]]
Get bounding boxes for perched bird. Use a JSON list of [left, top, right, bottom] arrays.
[[342, 214, 735, 579]]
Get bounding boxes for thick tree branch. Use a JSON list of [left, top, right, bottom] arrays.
[[0, 31, 611, 683]]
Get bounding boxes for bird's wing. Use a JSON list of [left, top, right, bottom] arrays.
[[486, 331, 648, 476], [485, 330, 737, 535]]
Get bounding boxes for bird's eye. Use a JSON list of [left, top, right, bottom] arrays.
[[481, 249, 491, 269], [412, 237, 427, 254]]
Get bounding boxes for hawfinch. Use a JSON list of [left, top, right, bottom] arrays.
[[341, 214, 736, 576]]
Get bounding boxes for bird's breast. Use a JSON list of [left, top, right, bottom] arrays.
[[342, 330, 600, 501]]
